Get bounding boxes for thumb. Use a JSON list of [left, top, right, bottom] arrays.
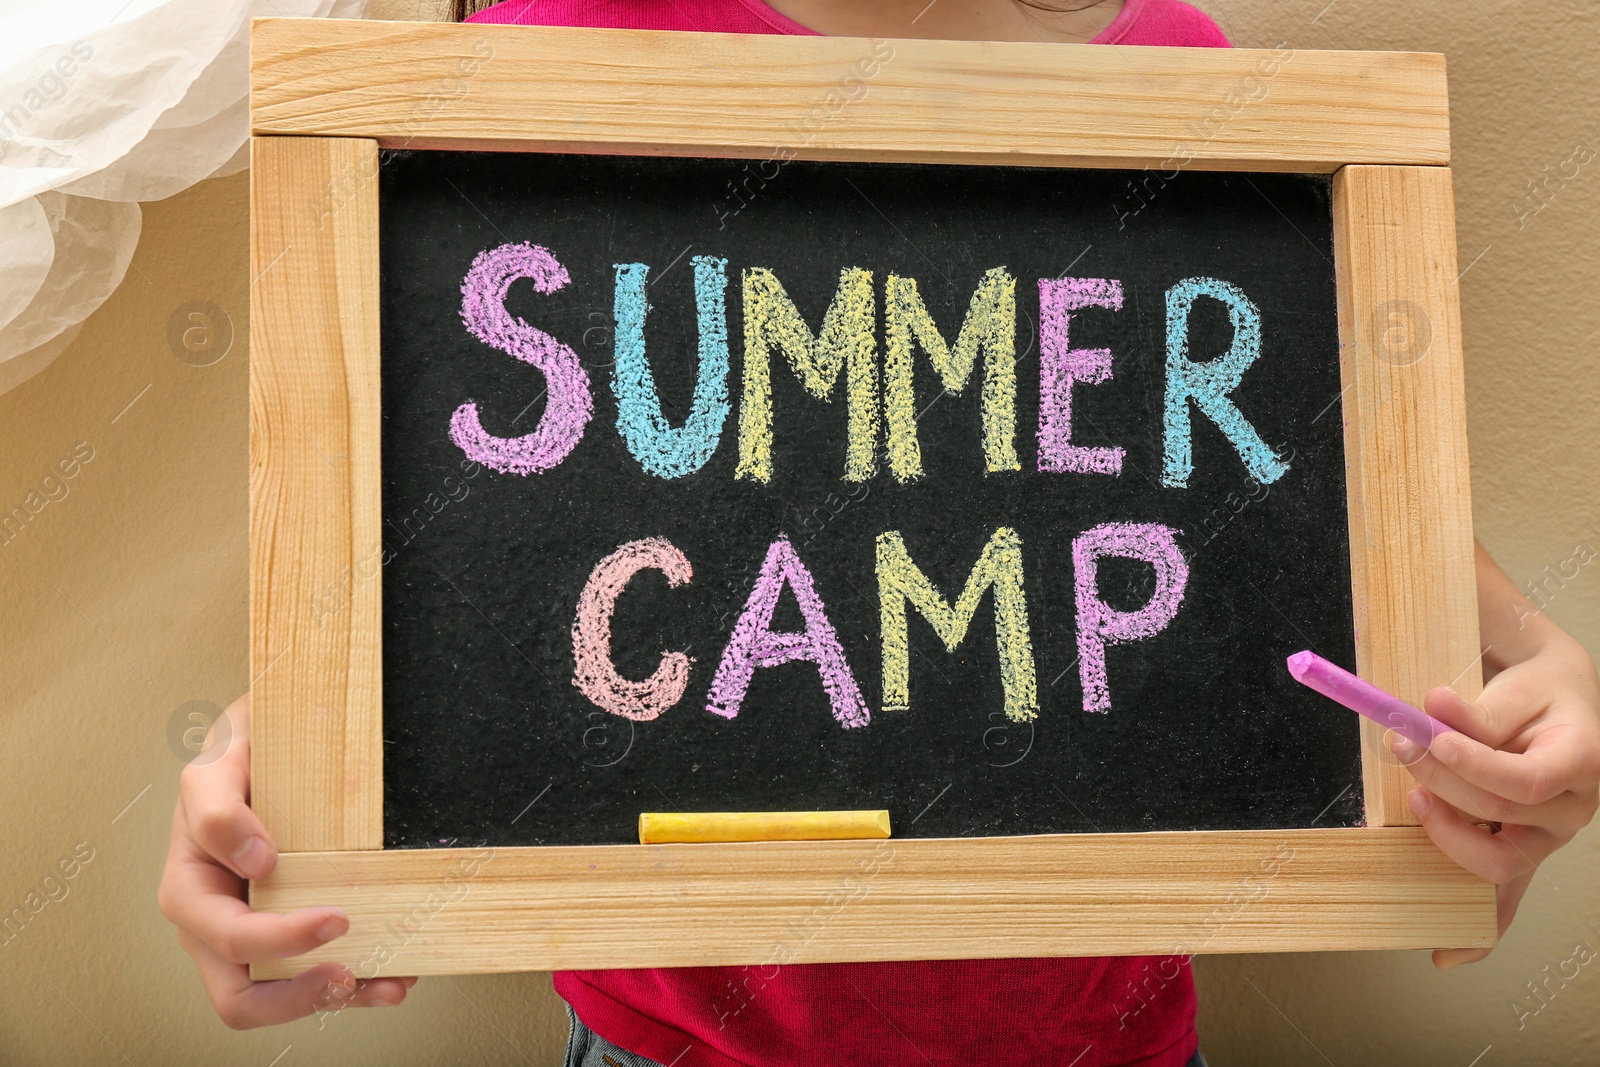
[[1423, 685, 1519, 750]]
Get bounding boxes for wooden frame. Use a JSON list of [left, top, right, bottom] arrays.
[[249, 18, 1493, 979]]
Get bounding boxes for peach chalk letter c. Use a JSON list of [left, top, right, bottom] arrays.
[[572, 538, 694, 721]]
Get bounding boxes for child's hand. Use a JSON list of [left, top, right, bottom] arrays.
[[1391, 544, 1600, 969], [157, 693, 417, 1028]]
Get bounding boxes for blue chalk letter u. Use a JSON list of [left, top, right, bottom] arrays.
[[1161, 276, 1290, 488], [611, 255, 731, 478]]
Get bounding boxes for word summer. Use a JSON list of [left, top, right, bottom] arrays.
[[450, 242, 1290, 488], [448, 242, 1293, 723]]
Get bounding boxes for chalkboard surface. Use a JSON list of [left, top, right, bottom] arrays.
[[377, 150, 1361, 848]]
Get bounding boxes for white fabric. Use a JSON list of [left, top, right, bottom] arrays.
[[0, 192, 141, 362], [0, 0, 369, 392], [0, 197, 55, 327]]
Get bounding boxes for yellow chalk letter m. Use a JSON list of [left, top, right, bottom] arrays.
[[876, 526, 1038, 723]]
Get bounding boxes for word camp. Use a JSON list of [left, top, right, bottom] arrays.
[[448, 241, 1291, 726]]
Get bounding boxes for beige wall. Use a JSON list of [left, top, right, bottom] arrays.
[[1196, 2, 1600, 1063], [1, 0, 1595, 1062]]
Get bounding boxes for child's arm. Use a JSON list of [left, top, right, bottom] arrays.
[[1392, 542, 1600, 968], [157, 694, 416, 1028]]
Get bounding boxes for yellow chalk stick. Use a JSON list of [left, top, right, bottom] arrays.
[[638, 810, 891, 844]]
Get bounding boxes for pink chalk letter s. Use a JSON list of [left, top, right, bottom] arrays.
[[1073, 522, 1188, 714], [451, 242, 594, 475]]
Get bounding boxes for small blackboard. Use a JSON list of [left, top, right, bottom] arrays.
[[250, 23, 1495, 977], [376, 150, 1360, 847]]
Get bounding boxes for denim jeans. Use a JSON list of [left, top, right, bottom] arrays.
[[563, 1005, 1209, 1067]]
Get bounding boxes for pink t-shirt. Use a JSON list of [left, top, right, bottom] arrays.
[[471, 0, 1229, 46], [467, 2, 1229, 1064]]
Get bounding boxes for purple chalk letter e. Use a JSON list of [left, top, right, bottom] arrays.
[[1038, 277, 1125, 476]]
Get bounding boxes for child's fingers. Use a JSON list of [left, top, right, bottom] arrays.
[[179, 931, 391, 1031], [188, 899, 348, 967], [172, 883, 348, 966], [180, 929, 351, 1030], [1425, 671, 1533, 734], [1409, 684, 1596, 806], [1423, 665, 1560, 746], [354, 976, 419, 1006], [1432, 872, 1533, 970], [178, 932, 413, 1031], [1432, 945, 1493, 969], [1394, 740, 1594, 834], [1409, 788, 1556, 884], [178, 734, 277, 880], [160, 832, 348, 964], [1419, 724, 1598, 808]]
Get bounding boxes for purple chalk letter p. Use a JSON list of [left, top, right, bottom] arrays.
[[1073, 522, 1189, 714]]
